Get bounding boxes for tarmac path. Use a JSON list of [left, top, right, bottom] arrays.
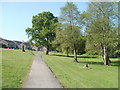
[[23, 52, 62, 88]]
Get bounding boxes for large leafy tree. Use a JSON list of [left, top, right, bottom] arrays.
[[26, 11, 58, 54], [83, 2, 118, 65], [57, 2, 84, 62]]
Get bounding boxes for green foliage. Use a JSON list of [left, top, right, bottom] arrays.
[[54, 2, 85, 61], [86, 50, 98, 55], [26, 11, 58, 54], [83, 2, 118, 64], [59, 2, 80, 25], [53, 24, 85, 56], [109, 50, 120, 58], [0, 44, 8, 48]]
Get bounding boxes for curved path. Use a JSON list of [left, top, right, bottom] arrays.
[[23, 52, 62, 88]]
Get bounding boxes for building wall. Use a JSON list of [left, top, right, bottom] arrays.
[[0, 38, 32, 50]]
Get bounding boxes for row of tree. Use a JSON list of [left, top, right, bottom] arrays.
[[26, 2, 119, 65]]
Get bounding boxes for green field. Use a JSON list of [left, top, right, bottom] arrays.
[[2, 49, 34, 88], [0, 49, 2, 89], [40, 52, 119, 88]]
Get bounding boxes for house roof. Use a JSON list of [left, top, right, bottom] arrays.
[[0, 38, 31, 48], [13, 41, 22, 45]]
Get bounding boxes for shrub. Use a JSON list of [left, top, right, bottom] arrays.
[[0, 44, 8, 48], [86, 50, 98, 55], [109, 50, 120, 58]]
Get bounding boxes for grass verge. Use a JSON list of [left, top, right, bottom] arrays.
[[40, 52, 119, 88], [2, 49, 34, 88]]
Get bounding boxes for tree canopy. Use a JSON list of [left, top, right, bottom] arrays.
[[25, 2, 118, 65], [84, 2, 118, 65], [26, 11, 58, 54], [54, 2, 85, 62]]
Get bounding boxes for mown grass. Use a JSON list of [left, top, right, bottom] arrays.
[[40, 52, 119, 88], [0, 49, 2, 89], [2, 49, 34, 88]]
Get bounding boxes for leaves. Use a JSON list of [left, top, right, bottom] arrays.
[[26, 11, 58, 49], [85, 2, 118, 56], [59, 2, 80, 26]]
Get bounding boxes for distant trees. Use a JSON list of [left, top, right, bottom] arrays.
[[83, 2, 118, 65], [52, 23, 70, 56], [26, 11, 58, 55]]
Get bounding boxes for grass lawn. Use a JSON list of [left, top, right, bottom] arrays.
[[2, 49, 34, 88], [40, 52, 119, 88], [0, 49, 2, 89]]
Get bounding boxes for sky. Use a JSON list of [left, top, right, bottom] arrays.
[[0, 2, 88, 42]]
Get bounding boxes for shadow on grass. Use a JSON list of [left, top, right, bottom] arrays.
[[31, 52, 35, 55], [50, 54, 120, 66], [50, 54, 97, 58], [110, 61, 120, 66], [78, 60, 120, 66], [78, 61, 104, 65]]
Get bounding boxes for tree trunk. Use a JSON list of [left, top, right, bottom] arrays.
[[22, 45, 25, 52], [74, 48, 78, 63], [66, 47, 69, 57], [46, 46, 49, 55], [103, 46, 109, 65]]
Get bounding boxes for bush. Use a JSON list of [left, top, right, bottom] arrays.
[[109, 50, 120, 58], [86, 50, 98, 55], [0, 44, 8, 48]]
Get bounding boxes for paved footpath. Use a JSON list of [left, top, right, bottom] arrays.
[[23, 52, 62, 88]]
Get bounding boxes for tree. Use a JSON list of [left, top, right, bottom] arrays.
[[54, 24, 85, 62], [26, 11, 58, 54], [53, 23, 71, 57], [58, 2, 84, 62], [64, 25, 85, 62], [22, 45, 25, 52], [59, 2, 80, 25], [84, 2, 118, 65]]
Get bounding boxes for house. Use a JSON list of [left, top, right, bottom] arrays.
[[23, 42, 32, 50], [31, 45, 38, 51], [18, 42, 32, 50], [13, 41, 23, 49], [0, 38, 32, 50], [39, 47, 47, 52], [0, 38, 8, 47], [0, 38, 16, 48], [7, 40, 16, 48]]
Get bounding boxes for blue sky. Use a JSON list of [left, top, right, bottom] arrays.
[[0, 2, 88, 42]]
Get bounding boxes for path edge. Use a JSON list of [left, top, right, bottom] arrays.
[[39, 52, 64, 88], [22, 52, 35, 88]]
